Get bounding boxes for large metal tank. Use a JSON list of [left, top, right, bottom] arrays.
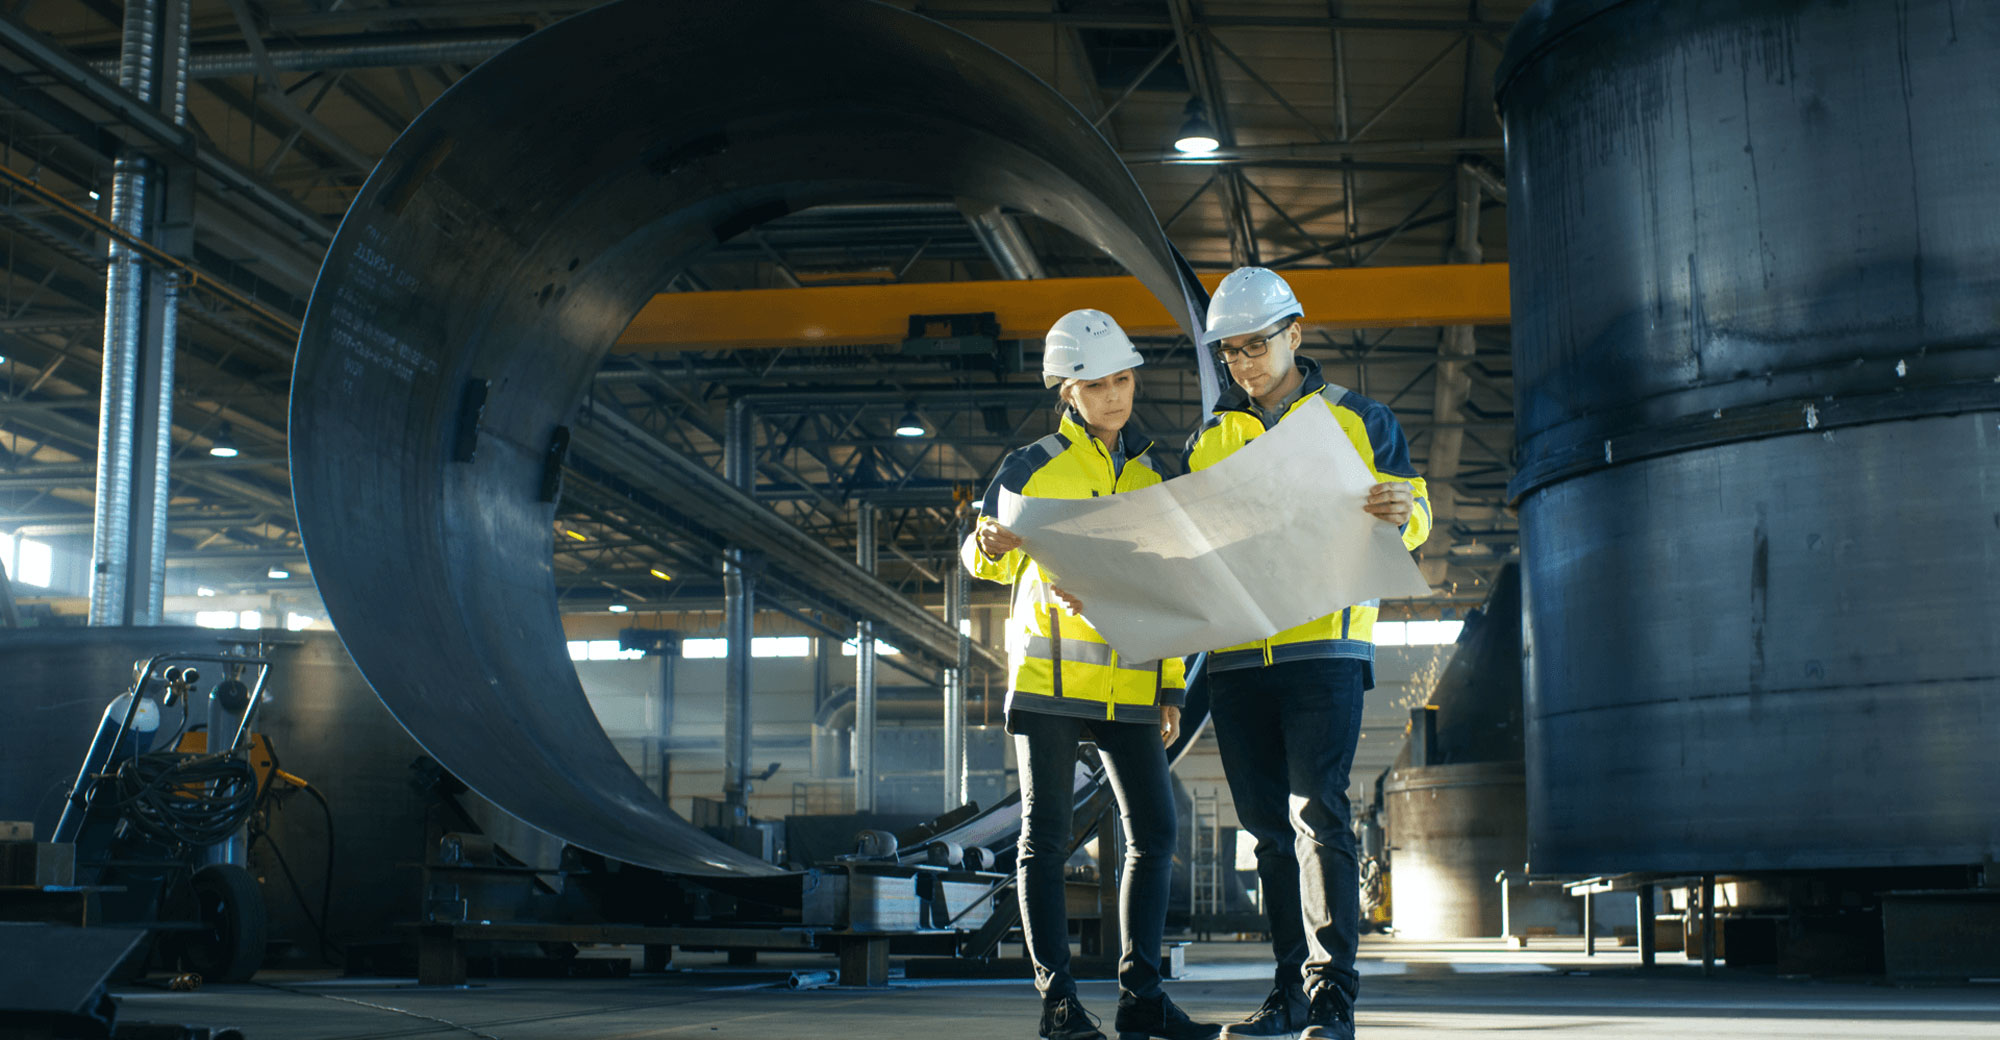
[[0, 627, 430, 957], [1497, 0, 2000, 874]]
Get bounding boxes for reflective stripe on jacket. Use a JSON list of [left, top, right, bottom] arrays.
[[961, 411, 1187, 725], [1184, 356, 1431, 678]]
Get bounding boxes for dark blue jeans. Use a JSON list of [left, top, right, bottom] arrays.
[[1012, 708, 1177, 1002], [1206, 657, 1366, 1004]]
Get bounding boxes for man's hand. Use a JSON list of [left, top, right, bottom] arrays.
[[1050, 586, 1085, 614], [1160, 704, 1181, 747], [976, 519, 1024, 560], [1364, 482, 1415, 527]]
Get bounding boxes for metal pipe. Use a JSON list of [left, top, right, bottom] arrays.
[[854, 502, 878, 813], [722, 399, 754, 814], [962, 203, 1047, 280], [89, 0, 162, 627], [89, 30, 525, 80], [943, 510, 969, 809], [142, 0, 192, 623]]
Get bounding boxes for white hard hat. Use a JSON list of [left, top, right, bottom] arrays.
[[1041, 308, 1145, 388], [1202, 266, 1303, 344]]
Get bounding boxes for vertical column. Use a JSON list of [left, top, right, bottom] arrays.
[[652, 633, 680, 800], [854, 502, 878, 813], [1417, 162, 1486, 585], [943, 513, 969, 810], [722, 400, 754, 816], [1637, 883, 1657, 967], [91, 0, 188, 626]]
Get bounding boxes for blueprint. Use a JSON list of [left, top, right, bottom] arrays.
[[998, 403, 1432, 663]]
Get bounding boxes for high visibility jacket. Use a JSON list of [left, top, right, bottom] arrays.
[[1185, 356, 1431, 682], [961, 411, 1187, 726]]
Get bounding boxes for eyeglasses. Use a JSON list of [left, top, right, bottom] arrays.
[[1211, 319, 1295, 365]]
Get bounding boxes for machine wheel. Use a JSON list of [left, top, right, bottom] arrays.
[[181, 863, 267, 982]]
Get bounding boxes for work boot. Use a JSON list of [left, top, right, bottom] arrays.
[[1297, 985, 1355, 1040], [1041, 994, 1107, 1040], [1115, 991, 1220, 1040], [1220, 983, 1305, 1039]]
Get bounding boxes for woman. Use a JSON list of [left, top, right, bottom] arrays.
[[962, 309, 1217, 1040]]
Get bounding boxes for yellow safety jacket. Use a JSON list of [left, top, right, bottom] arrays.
[[961, 411, 1187, 727], [1185, 356, 1431, 684]]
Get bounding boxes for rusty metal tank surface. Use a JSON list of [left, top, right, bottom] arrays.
[[288, 0, 1206, 876], [1497, 0, 2000, 874]]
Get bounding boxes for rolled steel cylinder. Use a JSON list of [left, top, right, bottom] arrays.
[[1498, 0, 2000, 874], [1384, 762, 1525, 939], [289, 0, 1204, 876]]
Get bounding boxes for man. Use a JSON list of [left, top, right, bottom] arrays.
[[1186, 268, 1431, 1040]]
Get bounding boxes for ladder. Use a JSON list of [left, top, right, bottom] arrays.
[[1189, 788, 1224, 925]]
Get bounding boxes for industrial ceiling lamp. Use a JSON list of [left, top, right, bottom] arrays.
[[1173, 97, 1220, 155], [267, 566, 290, 580], [894, 405, 928, 438], [208, 423, 240, 458]]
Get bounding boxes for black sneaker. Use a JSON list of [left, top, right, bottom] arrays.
[[1115, 991, 1220, 1040], [1297, 985, 1354, 1040], [1220, 984, 1305, 1039], [1041, 995, 1107, 1040]]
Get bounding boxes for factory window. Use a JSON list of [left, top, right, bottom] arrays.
[[752, 636, 809, 658], [0, 532, 52, 588], [681, 638, 728, 659], [1374, 620, 1465, 646], [238, 610, 263, 630], [840, 638, 902, 656], [576, 636, 636, 664], [196, 610, 238, 629], [285, 613, 317, 631], [1405, 620, 1464, 645]]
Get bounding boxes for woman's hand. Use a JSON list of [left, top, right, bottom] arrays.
[[1160, 705, 1181, 747], [1050, 586, 1085, 614], [977, 519, 1024, 559], [1364, 481, 1414, 527]]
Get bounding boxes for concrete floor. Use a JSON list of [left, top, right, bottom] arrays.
[[107, 938, 2000, 1039]]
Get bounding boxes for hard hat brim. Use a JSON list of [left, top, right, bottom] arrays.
[[1044, 350, 1145, 387], [1201, 308, 1303, 345]]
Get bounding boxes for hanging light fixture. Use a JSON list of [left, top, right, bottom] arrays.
[[209, 423, 240, 458], [267, 566, 290, 580], [894, 405, 928, 438], [1173, 97, 1220, 155]]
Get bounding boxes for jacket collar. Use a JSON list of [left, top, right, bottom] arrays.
[[1211, 354, 1328, 417], [1059, 408, 1152, 458]]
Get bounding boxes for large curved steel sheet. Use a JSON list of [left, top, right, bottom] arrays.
[[289, 0, 1206, 876], [1500, 0, 2000, 873]]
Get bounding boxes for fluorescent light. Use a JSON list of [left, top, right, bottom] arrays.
[[649, 568, 672, 581], [208, 422, 240, 458], [608, 604, 629, 613], [563, 529, 587, 542], [1174, 98, 1220, 155], [87, 190, 100, 201], [267, 567, 290, 580], [1174, 132, 1219, 155], [196, 586, 216, 597]]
